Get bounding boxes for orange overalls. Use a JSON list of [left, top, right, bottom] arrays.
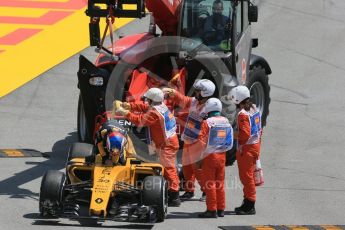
[[236, 106, 262, 202], [198, 115, 233, 211], [126, 102, 180, 192], [171, 92, 207, 193]]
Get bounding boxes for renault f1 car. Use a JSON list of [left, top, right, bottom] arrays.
[[39, 142, 167, 224]]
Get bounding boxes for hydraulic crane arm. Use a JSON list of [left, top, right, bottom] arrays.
[[145, 0, 181, 35]]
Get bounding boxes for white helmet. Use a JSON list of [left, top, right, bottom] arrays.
[[228, 85, 250, 105], [193, 79, 216, 97], [143, 88, 164, 102], [205, 98, 222, 113]]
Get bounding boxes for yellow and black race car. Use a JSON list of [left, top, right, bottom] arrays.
[[39, 141, 167, 224]]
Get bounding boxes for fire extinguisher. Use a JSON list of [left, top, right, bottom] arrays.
[[254, 159, 264, 186]]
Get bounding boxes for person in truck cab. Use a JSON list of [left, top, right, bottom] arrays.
[[203, 0, 231, 46]]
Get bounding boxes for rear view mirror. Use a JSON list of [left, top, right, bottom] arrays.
[[89, 19, 100, 46], [248, 5, 258, 22]]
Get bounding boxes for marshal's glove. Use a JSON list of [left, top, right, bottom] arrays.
[[112, 100, 131, 116], [162, 88, 176, 98], [113, 100, 122, 110], [122, 102, 131, 110], [112, 100, 122, 117], [116, 107, 129, 116], [169, 73, 182, 87]]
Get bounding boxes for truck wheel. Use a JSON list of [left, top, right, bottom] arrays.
[[247, 65, 270, 127], [142, 176, 168, 222], [68, 142, 94, 160], [39, 170, 66, 216], [178, 166, 185, 191], [77, 94, 92, 143]]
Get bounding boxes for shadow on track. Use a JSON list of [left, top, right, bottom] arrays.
[[0, 131, 78, 199], [166, 212, 199, 219], [31, 220, 154, 229], [23, 213, 154, 229], [167, 210, 236, 219]]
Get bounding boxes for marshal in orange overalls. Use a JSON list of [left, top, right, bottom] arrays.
[[126, 102, 180, 192], [198, 114, 233, 212], [236, 105, 262, 202], [170, 91, 207, 193]]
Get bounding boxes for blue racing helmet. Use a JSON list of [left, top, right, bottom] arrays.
[[106, 132, 125, 154]]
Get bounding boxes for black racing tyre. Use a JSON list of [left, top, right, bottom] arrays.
[[68, 142, 94, 160], [247, 65, 271, 127], [142, 176, 168, 222], [77, 93, 92, 143], [39, 170, 66, 215]]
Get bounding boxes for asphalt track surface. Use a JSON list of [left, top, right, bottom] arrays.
[[1, 0, 345, 229]]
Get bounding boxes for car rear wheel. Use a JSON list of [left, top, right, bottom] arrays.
[[39, 170, 66, 216], [142, 176, 168, 222]]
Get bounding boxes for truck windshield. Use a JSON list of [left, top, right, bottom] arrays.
[[181, 0, 233, 51]]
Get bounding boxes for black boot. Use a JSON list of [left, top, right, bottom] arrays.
[[234, 200, 245, 213], [217, 210, 225, 217], [180, 191, 195, 200], [168, 191, 181, 207], [198, 210, 217, 218], [235, 199, 256, 215]]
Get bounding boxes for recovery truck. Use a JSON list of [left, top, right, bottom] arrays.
[[77, 0, 272, 164]]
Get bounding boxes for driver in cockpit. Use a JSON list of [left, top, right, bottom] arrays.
[[203, 0, 231, 46], [85, 120, 129, 166]]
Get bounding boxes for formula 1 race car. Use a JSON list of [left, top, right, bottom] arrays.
[[39, 142, 167, 224]]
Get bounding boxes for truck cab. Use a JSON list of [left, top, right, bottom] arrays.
[[177, 0, 270, 124]]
